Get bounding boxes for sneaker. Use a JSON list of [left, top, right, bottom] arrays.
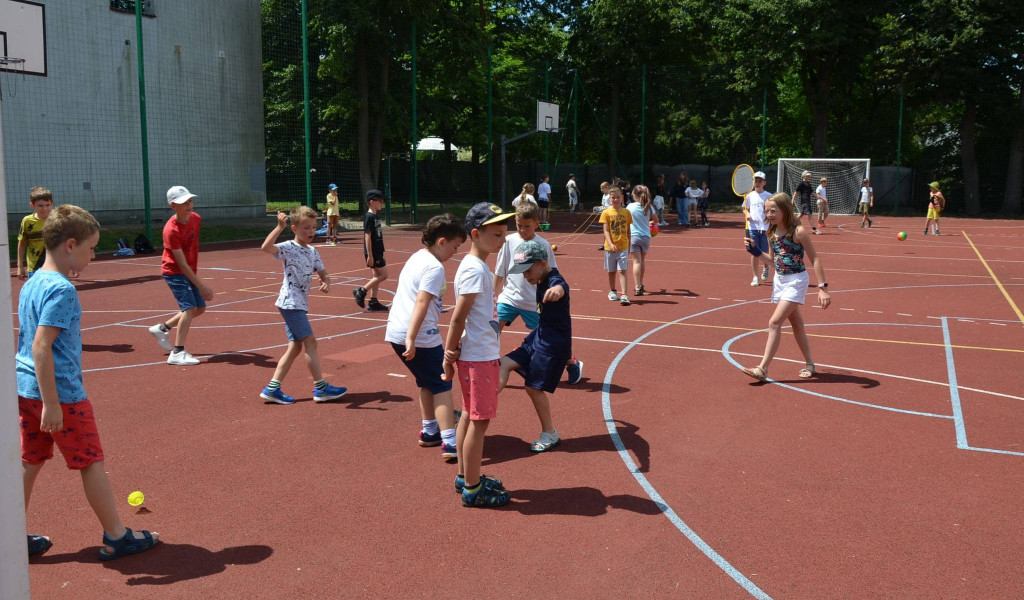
[[352, 287, 367, 308], [462, 484, 510, 508], [367, 299, 389, 312], [750, 276, 760, 287], [923, 229, 929, 235], [260, 387, 295, 405], [454, 474, 504, 494], [813, 228, 820, 235], [530, 429, 561, 452], [934, 229, 940, 236], [608, 291, 619, 301], [148, 324, 172, 351], [868, 220, 873, 227], [619, 294, 630, 306], [167, 350, 200, 366], [761, 266, 770, 281], [566, 359, 584, 384], [861, 222, 866, 228], [441, 442, 457, 461], [418, 430, 442, 447], [313, 384, 347, 402]]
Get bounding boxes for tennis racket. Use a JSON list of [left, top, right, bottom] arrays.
[[731, 164, 755, 198]]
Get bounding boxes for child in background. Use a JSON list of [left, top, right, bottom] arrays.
[[386, 214, 466, 461], [18, 205, 159, 560], [653, 174, 669, 226], [685, 180, 703, 227], [259, 207, 348, 405], [793, 171, 817, 234], [671, 172, 689, 225], [743, 193, 831, 381], [566, 174, 579, 213], [148, 186, 214, 366], [600, 186, 633, 305], [498, 239, 575, 452], [743, 172, 773, 287], [17, 186, 53, 280], [699, 181, 711, 227], [924, 181, 945, 235], [325, 183, 340, 245], [599, 181, 611, 210], [512, 183, 536, 208], [815, 177, 829, 229], [537, 174, 552, 225], [627, 185, 655, 296], [494, 203, 583, 382], [353, 189, 389, 311], [443, 202, 516, 508], [859, 178, 874, 228]]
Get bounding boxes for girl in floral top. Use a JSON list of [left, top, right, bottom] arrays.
[[743, 193, 832, 382]]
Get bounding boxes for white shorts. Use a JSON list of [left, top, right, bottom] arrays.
[[771, 270, 809, 304], [604, 249, 628, 272], [629, 235, 651, 254], [653, 195, 665, 209]]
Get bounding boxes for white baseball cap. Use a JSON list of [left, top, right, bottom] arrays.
[[754, 171, 766, 180], [167, 185, 197, 205]]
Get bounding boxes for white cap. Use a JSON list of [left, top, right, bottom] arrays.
[[754, 171, 766, 180], [167, 185, 197, 205], [801, 170, 812, 177]]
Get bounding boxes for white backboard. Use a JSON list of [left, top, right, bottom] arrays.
[[537, 100, 559, 133], [0, 0, 46, 76]]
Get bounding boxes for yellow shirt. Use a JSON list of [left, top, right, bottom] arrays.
[[325, 193, 340, 216], [599, 207, 632, 251], [18, 213, 46, 271]]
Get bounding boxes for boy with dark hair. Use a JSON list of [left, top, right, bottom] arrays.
[[17, 186, 53, 280], [353, 189, 389, 311], [19, 205, 159, 560]]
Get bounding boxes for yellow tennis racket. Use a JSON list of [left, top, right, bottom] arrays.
[[731, 164, 755, 198]]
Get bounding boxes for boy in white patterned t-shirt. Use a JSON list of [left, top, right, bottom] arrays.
[[258, 207, 348, 405]]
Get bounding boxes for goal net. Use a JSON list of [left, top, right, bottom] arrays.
[[777, 158, 870, 215]]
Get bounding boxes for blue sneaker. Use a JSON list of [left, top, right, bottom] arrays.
[[454, 474, 504, 494], [261, 387, 295, 405], [418, 430, 442, 447], [313, 384, 347, 403], [566, 359, 584, 385], [441, 442, 457, 461]]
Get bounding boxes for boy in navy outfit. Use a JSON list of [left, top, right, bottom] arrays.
[[497, 239, 573, 452]]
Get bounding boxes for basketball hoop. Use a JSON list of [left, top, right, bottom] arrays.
[[0, 57, 26, 100]]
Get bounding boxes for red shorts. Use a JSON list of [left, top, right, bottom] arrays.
[[19, 397, 104, 470], [457, 360, 500, 420]]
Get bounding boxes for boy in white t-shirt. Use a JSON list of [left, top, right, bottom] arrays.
[[859, 178, 874, 228], [386, 214, 466, 461], [566, 174, 579, 213], [259, 207, 348, 404], [443, 202, 516, 508], [743, 171, 774, 287], [537, 174, 552, 225], [815, 177, 829, 229]]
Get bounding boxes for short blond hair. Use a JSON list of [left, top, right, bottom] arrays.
[[30, 186, 52, 204], [43, 205, 99, 250], [515, 202, 540, 221], [820, 177, 828, 183], [289, 205, 318, 224]]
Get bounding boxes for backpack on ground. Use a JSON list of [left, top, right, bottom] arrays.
[[134, 233, 155, 254], [113, 237, 135, 257]]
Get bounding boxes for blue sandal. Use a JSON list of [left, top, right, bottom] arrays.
[[98, 527, 158, 561], [28, 534, 52, 556], [462, 484, 510, 508], [454, 474, 504, 494]]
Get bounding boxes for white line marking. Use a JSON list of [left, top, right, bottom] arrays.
[[387, 373, 407, 378], [840, 308, 855, 311], [868, 310, 883, 314], [897, 313, 913, 317]]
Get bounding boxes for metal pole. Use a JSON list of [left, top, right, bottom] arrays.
[[894, 87, 904, 215], [640, 64, 646, 185], [487, 45, 493, 203], [135, 0, 152, 240], [760, 88, 767, 172], [500, 136, 506, 211], [411, 22, 418, 223], [384, 155, 392, 226], [544, 62, 550, 176], [573, 72, 578, 187], [301, 0, 312, 208]]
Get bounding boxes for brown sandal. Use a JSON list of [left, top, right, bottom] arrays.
[[798, 364, 816, 379], [742, 366, 768, 381]]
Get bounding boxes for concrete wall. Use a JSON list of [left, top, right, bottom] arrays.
[[2, 0, 264, 230]]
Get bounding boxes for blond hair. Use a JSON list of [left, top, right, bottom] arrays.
[[289, 205, 319, 224], [515, 201, 541, 221], [518, 183, 536, 206], [43, 205, 99, 250], [30, 186, 52, 204], [765, 193, 798, 241], [632, 184, 652, 214]]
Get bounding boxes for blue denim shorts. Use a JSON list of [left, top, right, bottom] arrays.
[[278, 308, 314, 341], [497, 302, 539, 330], [163, 274, 206, 311], [390, 343, 452, 394], [505, 337, 569, 394], [746, 229, 769, 257]]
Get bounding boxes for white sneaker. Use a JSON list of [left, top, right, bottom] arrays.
[[608, 291, 619, 301], [761, 266, 770, 281], [167, 350, 200, 366], [148, 324, 172, 351], [750, 276, 760, 287], [619, 294, 630, 306]]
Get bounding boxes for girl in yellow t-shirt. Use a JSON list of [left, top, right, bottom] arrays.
[[325, 184, 341, 245], [924, 181, 945, 236]]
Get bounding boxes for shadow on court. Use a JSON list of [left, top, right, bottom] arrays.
[[748, 372, 881, 389], [205, 352, 277, 369], [507, 487, 662, 516], [32, 543, 273, 585], [72, 274, 164, 292], [82, 343, 134, 354], [483, 420, 650, 472], [279, 391, 413, 409]]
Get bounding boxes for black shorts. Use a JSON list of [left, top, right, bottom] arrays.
[[505, 340, 568, 394], [365, 253, 386, 268], [537, 199, 550, 209]]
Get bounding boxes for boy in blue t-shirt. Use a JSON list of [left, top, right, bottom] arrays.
[[17, 205, 159, 560], [497, 239, 573, 452]]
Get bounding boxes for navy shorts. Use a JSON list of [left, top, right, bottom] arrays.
[[364, 252, 387, 268], [390, 343, 452, 394], [278, 308, 314, 341], [746, 229, 769, 258], [163, 274, 207, 311], [505, 340, 568, 394]]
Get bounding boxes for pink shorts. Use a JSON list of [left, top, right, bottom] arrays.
[[457, 360, 500, 420], [19, 397, 105, 470]]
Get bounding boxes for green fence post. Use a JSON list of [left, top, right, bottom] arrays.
[[760, 88, 767, 172], [544, 62, 550, 176], [301, 0, 312, 208], [384, 155, 392, 226], [411, 22, 418, 223], [894, 86, 904, 215], [573, 71, 578, 182], [640, 64, 646, 185], [135, 0, 152, 240], [487, 45, 493, 204]]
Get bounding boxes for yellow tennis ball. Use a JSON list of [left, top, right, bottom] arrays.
[[551, 244, 558, 252], [127, 491, 145, 507]]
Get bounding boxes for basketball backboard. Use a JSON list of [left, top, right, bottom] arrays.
[[536, 100, 559, 133], [0, 0, 46, 76]]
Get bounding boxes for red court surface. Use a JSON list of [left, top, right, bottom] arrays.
[[13, 211, 1024, 599]]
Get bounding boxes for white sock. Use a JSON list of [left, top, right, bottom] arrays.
[[441, 428, 456, 447], [422, 419, 439, 435]]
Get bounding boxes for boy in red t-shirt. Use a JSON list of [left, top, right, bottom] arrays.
[[148, 186, 214, 365]]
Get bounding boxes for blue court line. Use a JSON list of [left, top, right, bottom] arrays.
[[602, 300, 773, 600]]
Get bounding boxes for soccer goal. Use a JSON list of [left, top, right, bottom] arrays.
[[777, 158, 870, 215]]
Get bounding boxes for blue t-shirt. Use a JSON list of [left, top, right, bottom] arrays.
[[16, 271, 87, 404], [628, 202, 652, 238], [524, 268, 572, 359]]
